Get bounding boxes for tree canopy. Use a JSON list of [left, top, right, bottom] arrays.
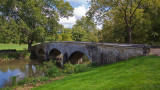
[[0, 0, 160, 49], [87, 0, 160, 44], [0, 0, 73, 51]]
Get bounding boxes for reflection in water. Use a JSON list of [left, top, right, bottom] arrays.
[[0, 60, 42, 88]]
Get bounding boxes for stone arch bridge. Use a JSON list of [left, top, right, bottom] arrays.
[[30, 41, 150, 65]]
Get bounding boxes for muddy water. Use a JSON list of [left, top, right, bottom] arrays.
[[0, 60, 42, 88]]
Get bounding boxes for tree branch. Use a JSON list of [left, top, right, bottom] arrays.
[[130, 0, 141, 18]]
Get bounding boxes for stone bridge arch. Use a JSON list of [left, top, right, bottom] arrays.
[[68, 51, 91, 64], [47, 47, 64, 66]]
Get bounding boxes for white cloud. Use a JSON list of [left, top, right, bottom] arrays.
[[59, 16, 76, 28], [74, 5, 88, 19], [59, 5, 88, 28]]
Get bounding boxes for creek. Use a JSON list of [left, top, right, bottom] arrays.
[[0, 60, 42, 88]]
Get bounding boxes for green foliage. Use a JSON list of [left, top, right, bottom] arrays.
[[72, 26, 87, 41], [63, 62, 75, 74], [0, 18, 19, 44], [38, 60, 61, 77], [0, 86, 12, 90], [88, 0, 160, 44], [45, 65, 61, 77], [71, 17, 99, 42], [63, 62, 91, 74], [0, 44, 27, 50], [0, 0, 74, 50], [10, 76, 18, 87], [18, 77, 49, 86], [0, 50, 30, 59], [74, 64, 90, 73]]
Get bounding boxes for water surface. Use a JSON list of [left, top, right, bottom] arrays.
[[0, 60, 41, 88]]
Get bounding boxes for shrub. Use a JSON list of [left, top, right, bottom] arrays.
[[38, 60, 61, 77], [63, 62, 75, 74], [74, 64, 90, 73], [10, 76, 18, 87], [63, 62, 92, 74], [45, 65, 61, 77]]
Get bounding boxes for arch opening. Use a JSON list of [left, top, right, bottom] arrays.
[[69, 51, 91, 64], [49, 48, 62, 67]]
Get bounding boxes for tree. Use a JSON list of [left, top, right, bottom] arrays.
[[72, 16, 99, 42], [87, 0, 146, 44], [72, 26, 87, 41], [143, 0, 160, 45], [0, 0, 73, 51]]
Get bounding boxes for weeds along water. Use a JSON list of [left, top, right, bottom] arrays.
[[1, 60, 96, 89]]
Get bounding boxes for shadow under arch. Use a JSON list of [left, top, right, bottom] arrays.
[[69, 51, 91, 64], [49, 48, 63, 67], [38, 49, 45, 56], [30, 50, 37, 60]]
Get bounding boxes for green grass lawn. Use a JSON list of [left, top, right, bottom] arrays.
[[33, 56, 160, 90], [0, 44, 27, 50]]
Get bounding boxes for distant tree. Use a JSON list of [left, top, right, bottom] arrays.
[[0, 0, 73, 51], [72, 16, 99, 42], [143, 0, 160, 45], [72, 26, 87, 41], [87, 0, 147, 44]]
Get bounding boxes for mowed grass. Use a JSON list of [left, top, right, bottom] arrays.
[[33, 56, 160, 90], [0, 44, 27, 50]]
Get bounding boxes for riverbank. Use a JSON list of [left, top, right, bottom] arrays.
[[1, 60, 94, 89], [0, 50, 30, 61], [0, 44, 27, 50], [1, 55, 160, 89], [32, 55, 160, 90], [0, 44, 29, 61]]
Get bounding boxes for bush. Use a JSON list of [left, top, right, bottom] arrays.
[[63, 62, 92, 74], [74, 64, 90, 73], [38, 60, 61, 77], [10, 76, 18, 87], [45, 65, 61, 77], [63, 62, 75, 74]]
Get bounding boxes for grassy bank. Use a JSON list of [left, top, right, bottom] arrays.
[[0, 50, 30, 60], [0, 44, 29, 60], [0, 44, 27, 50], [33, 56, 160, 90]]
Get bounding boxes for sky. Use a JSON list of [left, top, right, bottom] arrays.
[[59, 0, 91, 28]]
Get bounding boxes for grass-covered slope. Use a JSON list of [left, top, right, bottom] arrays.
[[33, 56, 160, 90]]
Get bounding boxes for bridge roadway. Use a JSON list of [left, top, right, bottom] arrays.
[[30, 41, 150, 65]]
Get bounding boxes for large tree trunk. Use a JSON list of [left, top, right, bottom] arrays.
[[128, 27, 132, 44], [125, 26, 132, 44], [28, 43, 32, 52], [28, 39, 33, 52]]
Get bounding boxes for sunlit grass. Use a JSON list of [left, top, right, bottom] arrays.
[[33, 55, 160, 90], [0, 44, 27, 50]]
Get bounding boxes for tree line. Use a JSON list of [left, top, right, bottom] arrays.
[[0, 0, 160, 51]]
